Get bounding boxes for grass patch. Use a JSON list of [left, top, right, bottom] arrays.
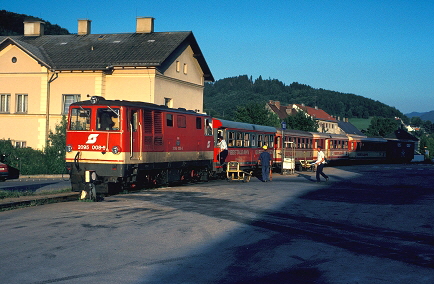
[[349, 117, 372, 131], [0, 188, 72, 200]]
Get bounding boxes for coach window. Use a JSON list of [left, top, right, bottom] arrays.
[[236, 132, 243, 147], [258, 134, 264, 147], [177, 115, 186, 128], [227, 131, 235, 147], [267, 135, 274, 147], [244, 133, 250, 147], [251, 133, 257, 147], [70, 108, 91, 131]]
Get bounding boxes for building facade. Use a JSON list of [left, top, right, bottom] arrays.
[[0, 17, 213, 149]]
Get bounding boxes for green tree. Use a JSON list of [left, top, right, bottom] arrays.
[[366, 117, 400, 137], [233, 102, 280, 127], [284, 110, 319, 132], [45, 116, 67, 174], [410, 116, 423, 127]]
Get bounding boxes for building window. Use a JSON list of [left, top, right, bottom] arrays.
[[16, 94, 28, 113], [63, 94, 80, 114], [15, 141, 26, 148], [176, 61, 180, 72], [183, 63, 188, 74], [0, 94, 10, 113], [164, 97, 172, 108]]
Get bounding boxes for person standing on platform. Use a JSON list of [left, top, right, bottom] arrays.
[[258, 145, 272, 182]]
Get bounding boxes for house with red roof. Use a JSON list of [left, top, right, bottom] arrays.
[[266, 100, 363, 135]]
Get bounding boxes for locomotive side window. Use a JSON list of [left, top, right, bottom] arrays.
[[205, 118, 212, 136], [166, 113, 173, 127], [196, 117, 202, 130], [70, 108, 91, 130], [177, 115, 186, 128]]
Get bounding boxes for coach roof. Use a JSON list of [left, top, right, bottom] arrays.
[[0, 31, 214, 81]]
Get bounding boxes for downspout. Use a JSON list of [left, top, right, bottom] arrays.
[[46, 71, 58, 147]]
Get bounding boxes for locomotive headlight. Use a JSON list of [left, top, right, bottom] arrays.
[[112, 146, 120, 154], [66, 145, 73, 152], [85, 170, 97, 183]]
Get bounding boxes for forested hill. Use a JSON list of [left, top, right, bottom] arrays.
[[204, 75, 404, 121], [0, 10, 69, 35]]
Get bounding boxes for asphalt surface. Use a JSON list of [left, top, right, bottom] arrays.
[[0, 164, 433, 283]]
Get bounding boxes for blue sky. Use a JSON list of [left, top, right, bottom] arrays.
[[3, 0, 434, 114]]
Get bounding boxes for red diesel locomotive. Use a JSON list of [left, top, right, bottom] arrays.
[[65, 97, 215, 197]]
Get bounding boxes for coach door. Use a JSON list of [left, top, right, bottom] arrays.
[[129, 109, 141, 160]]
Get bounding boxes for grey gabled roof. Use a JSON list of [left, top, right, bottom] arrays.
[[0, 32, 214, 81], [337, 121, 365, 135]]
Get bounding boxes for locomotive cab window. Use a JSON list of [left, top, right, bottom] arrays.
[[97, 108, 119, 131], [205, 118, 212, 136], [69, 108, 91, 131]]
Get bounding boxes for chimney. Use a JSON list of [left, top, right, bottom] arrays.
[[78, 19, 91, 35], [136, 17, 154, 33], [24, 20, 45, 36]]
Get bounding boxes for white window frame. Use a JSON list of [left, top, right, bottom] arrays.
[[63, 94, 81, 114], [0, 94, 10, 113], [16, 94, 28, 113], [14, 141, 26, 148]]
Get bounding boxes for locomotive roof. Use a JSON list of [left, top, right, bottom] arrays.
[[214, 118, 277, 133], [71, 98, 210, 116]]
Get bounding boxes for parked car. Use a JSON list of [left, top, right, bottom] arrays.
[[0, 162, 19, 182]]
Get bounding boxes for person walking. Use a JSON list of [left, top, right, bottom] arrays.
[[314, 146, 329, 182], [258, 145, 272, 182]]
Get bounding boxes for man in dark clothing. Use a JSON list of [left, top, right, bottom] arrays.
[[258, 145, 272, 182]]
